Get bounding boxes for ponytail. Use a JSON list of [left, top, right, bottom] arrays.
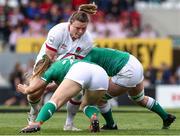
[[32, 55, 52, 79], [69, 3, 97, 23], [78, 3, 97, 15]]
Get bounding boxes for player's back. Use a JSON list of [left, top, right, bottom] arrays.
[[84, 47, 130, 76]]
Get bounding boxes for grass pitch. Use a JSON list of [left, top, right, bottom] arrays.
[[0, 106, 179, 135]]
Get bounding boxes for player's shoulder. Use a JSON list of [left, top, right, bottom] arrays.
[[49, 22, 69, 33], [81, 30, 93, 41], [56, 22, 69, 28]]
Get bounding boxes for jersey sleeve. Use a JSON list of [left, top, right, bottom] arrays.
[[41, 67, 55, 84], [45, 24, 64, 52]]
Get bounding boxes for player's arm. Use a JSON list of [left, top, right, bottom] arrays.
[[44, 25, 63, 62], [45, 46, 57, 62], [17, 77, 47, 95]]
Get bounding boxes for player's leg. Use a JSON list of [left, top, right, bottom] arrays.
[[37, 79, 81, 123], [27, 87, 45, 124], [81, 90, 106, 132], [83, 105, 100, 132], [124, 55, 175, 129], [99, 54, 143, 130], [128, 81, 176, 129], [64, 92, 83, 131], [20, 79, 82, 133], [27, 82, 57, 124], [111, 54, 176, 129], [97, 78, 128, 130], [98, 100, 118, 130], [76, 62, 109, 132]]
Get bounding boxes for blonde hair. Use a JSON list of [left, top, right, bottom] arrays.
[[32, 55, 52, 79], [69, 3, 97, 23]]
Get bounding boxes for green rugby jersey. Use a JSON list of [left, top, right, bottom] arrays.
[[41, 59, 80, 84], [83, 47, 130, 76]]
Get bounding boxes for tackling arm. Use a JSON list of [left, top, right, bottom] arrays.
[[46, 47, 57, 62], [17, 77, 47, 95]]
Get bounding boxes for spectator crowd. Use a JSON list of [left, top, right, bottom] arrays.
[[0, 0, 159, 52]]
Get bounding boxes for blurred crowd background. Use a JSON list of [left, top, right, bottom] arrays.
[[0, 0, 168, 51], [0, 0, 180, 106]]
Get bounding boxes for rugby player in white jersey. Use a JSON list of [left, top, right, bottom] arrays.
[[27, 3, 97, 131]]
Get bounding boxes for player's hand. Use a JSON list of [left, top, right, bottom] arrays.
[[17, 84, 28, 94]]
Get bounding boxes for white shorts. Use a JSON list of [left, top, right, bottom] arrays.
[[65, 62, 109, 91], [111, 55, 144, 87]]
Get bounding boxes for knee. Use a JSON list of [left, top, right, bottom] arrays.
[[129, 94, 154, 108], [136, 96, 149, 107], [128, 91, 148, 107]]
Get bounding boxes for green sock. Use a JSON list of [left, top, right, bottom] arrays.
[[83, 105, 99, 119], [151, 100, 168, 120], [101, 109, 115, 127], [36, 101, 57, 123]]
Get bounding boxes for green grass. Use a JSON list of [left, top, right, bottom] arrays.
[[0, 106, 179, 135]]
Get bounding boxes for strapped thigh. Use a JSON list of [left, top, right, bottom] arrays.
[[102, 92, 114, 101], [128, 90, 145, 102]]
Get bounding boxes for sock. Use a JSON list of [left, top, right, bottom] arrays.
[[98, 102, 115, 127], [35, 101, 57, 123], [83, 105, 99, 119], [65, 100, 80, 125], [146, 97, 168, 120], [28, 99, 41, 115]]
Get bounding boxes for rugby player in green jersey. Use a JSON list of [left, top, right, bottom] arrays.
[[17, 55, 109, 133], [65, 47, 176, 130]]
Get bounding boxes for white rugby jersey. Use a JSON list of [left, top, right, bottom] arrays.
[[35, 22, 93, 64]]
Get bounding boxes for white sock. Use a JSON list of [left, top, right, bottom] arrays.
[[28, 99, 41, 115], [146, 97, 155, 109], [65, 100, 80, 125], [98, 101, 111, 113]]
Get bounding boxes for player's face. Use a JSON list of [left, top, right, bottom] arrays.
[[69, 20, 88, 39]]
